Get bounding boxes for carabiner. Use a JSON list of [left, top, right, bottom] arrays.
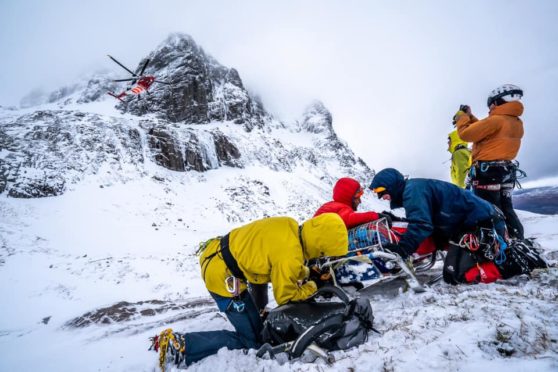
[[228, 299, 245, 313], [225, 276, 241, 296]]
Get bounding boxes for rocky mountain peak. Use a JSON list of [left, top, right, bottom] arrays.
[[121, 33, 267, 130], [300, 100, 334, 135], [1, 33, 373, 201]]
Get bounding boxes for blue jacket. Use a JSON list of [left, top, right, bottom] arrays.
[[370, 168, 497, 254]]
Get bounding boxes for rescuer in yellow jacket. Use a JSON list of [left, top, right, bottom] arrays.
[[150, 213, 348, 369], [447, 129, 471, 188]]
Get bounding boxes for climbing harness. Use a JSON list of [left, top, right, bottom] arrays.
[[459, 233, 479, 252]]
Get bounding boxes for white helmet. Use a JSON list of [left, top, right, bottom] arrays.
[[487, 84, 523, 107]]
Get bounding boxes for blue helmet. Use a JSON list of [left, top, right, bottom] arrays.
[[369, 168, 406, 208]]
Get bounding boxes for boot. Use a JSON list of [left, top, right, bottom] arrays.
[[149, 328, 186, 371]]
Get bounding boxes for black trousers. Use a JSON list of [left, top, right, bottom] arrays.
[[471, 162, 524, 239], [248, 283, 269, 312]]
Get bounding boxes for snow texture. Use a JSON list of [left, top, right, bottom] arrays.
[[0, 33, 557, 372]]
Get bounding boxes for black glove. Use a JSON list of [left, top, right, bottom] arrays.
[[459, 104, 471, 114], [377, 213, 392, 227], [308, 264, 334, 289], [382, 243, 411, 260], [381, 211, 407, 223]]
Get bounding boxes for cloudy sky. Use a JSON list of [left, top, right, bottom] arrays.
[[1, 0, 557, 181]]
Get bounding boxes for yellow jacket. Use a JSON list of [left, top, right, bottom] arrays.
[[199, 214, 348, 305], [456, 101, 524, 163], [448, 129, 471, 188]]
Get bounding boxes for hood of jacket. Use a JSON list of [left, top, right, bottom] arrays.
[[369, 168, 406, 209], [448, 129, 469, 153], [489, 101, 524, 117], [300, 213, 348, 260], [332, 177, 361, 208]]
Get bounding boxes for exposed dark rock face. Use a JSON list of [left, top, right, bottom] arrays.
[[183, 133, 210, 172], [2, 33, 373, 199], [65, 298, 216, 328], [122, 33, 268, 131], [147, 125, 242, 172], [0, 110, 144, 198], [213, 131, 241, 167], [148, 126, 185, 171]]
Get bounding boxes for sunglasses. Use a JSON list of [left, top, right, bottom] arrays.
[[354, 188, 364, 198], [371, 186, 388, 199]]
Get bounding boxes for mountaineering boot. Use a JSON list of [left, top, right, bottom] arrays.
[[149, 328, 186, 371]]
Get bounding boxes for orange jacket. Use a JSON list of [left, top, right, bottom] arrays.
[[456, 101, 524, 163]]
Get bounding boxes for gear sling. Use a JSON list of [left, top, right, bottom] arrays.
[[469, 160, 526, 239], [201, 234, 250, 312]]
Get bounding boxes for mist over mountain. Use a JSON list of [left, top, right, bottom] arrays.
[[0, 33, 372, 222], [0, 32, 557, 372]]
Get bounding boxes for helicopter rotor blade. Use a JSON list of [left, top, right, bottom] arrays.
[[113, 78, 137, 82], [138, 59, 150, 76], [153, 80, 172, 85], [107, 55, 137, 77]]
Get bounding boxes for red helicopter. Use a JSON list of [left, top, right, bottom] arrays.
[[107, 55, 170, 102]]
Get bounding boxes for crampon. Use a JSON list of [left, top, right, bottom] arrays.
[[149, 328, 186, 371]]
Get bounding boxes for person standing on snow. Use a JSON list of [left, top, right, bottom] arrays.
[[448, 111, 471, 188], [369, 168, 507, 285], [314, 177, 395, 228], [453, 84, 525, 239], [149, 213, 348, 369]]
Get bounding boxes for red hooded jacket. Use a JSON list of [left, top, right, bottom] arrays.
[[314, 177, 379, 228]]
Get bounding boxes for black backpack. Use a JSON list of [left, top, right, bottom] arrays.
[[497, 238, 548, 279], [258, 286, 375, 361]]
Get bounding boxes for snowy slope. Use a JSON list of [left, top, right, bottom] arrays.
[[1, 33, 557, 372], [0, 170, 557, 372]]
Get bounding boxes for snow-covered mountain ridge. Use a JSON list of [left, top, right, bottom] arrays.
[[0, 33, 372, 213], [0, 33, 557, 372]]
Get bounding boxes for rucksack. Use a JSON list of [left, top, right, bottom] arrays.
[[258, 286, 375, 361], [497, 238, 548, 279], [443, 229, 548, 284]]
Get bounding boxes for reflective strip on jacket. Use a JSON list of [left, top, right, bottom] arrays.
[[199, 214, 348, 305]]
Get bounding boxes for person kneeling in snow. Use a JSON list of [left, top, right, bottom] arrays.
[[369, 168, 509, 285], [149, 213, 348, 370]]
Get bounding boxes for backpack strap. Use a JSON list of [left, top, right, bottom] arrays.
[[307, 285, 351, 305], [220, 234, 246, 280], [288, 314, 345, 359]]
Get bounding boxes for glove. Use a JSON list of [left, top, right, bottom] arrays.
[[459, 104, 471, 114], [382, 243, 411, 260], [452, 105, 472, 124], [377, 213, 392, 227], [301, 265, 310, 280], [381, 210, 407, 223], [303, 280, 318, 293], [308, 264, 334, 288]]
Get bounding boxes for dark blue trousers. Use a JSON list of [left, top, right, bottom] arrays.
[[183, 290, 263, 366]]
